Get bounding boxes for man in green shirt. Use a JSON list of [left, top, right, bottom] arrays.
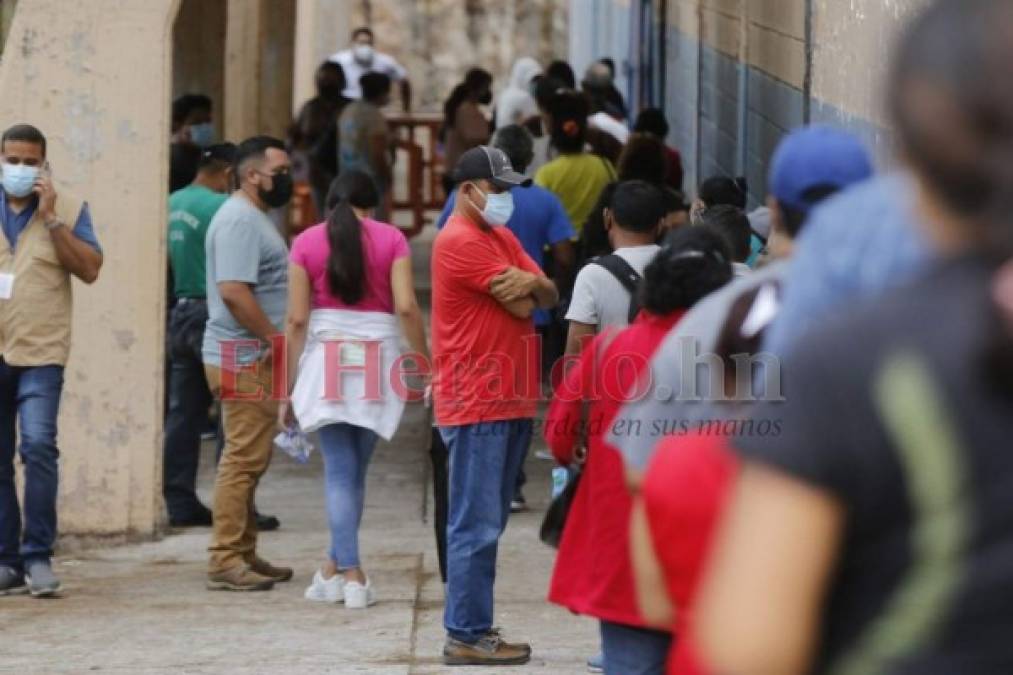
[[164, 143, 233, 527]]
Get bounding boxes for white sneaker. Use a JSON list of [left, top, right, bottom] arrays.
[[304, 569, 344, 603], [343, 579, 376, 609]]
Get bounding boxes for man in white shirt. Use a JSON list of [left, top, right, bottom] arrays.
[[329, 27, 412, 111], [565, 180, 664, 354]]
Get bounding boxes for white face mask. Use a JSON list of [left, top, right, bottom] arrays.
[[2, 163, 39, 198], [469, 184, 514, 227], [353, 44, 374, 64]]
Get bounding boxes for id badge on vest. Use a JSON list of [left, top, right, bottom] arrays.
[[0, 272, 13, 300]]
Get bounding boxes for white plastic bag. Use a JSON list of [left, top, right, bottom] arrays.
[[274, 426, 315, 464]]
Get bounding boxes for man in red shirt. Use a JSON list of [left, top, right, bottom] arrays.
[[432, 146, 559, 666]]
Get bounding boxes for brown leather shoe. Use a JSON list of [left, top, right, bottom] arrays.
[[206, 565, 275, 591], [443, 633, 532, 666], [248, 556, 293, 582]]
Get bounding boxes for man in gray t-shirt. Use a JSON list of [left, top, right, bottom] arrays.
[[564, 181, 664, 355], [202, 196, 289, 368], [201, 136, 294, 593]]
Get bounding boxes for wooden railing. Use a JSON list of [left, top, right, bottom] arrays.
[[388, 112, 446, 238], [288, 112, 448, 240]]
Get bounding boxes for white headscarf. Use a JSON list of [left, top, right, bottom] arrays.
[[494, 57, 542, 130]]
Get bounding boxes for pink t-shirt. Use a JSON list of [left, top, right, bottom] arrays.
[[289, 218, 411, 313]]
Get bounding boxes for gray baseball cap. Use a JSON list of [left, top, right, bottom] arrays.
[[453, 145, 532, 190]]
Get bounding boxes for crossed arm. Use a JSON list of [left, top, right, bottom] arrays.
[[489, 266, 558, 319]]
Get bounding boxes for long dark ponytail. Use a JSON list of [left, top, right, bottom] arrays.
[[889, 0, 1013, 394], [324, 171, 380, 306]]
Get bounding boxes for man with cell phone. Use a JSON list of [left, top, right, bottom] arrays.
[[0, 123, 103, 598]]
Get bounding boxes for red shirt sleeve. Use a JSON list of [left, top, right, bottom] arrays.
[[641, 433, 737, 608], [438, 233, 512, 294], [544, 334, 602, 465]]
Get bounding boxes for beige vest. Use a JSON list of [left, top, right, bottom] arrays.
[[0, 193, 84, 367]]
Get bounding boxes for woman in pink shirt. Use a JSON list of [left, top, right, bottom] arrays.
[[281, 170, 429, 609]]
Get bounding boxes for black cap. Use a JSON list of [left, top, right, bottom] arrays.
[[453, 146, 532, 190]]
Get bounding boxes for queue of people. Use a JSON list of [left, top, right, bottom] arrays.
[[7, 3, 1013, 672]]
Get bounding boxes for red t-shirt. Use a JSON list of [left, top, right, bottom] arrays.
[[641, 433, 737, 675], [431, 214, 543, 426], [544, 311, 683, 627]]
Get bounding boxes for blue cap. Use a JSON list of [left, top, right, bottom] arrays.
[[768, 125, 873, 212]]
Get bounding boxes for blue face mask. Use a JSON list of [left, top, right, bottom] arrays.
[[2, 163, 39, 198], [189, 122, 215, 148], [473, 186, 514, 226]]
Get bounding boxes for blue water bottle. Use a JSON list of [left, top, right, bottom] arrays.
[[551, 466, 569, 499]]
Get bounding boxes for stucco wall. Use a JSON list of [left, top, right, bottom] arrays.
[[0, 0, 178, 538], [173, 0, 226, 138], [569, 0, 632, 101], [224, 0, 296, 142], [342, 0, 568, 113], [578, 0, 927, 201], [663, 1, 700, 193], [810, 0, 929, 159], [292, 0, 354, 113]]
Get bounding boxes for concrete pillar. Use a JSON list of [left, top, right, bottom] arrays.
[[224, 0, 297, 142], [261, 0, 298, 139], [224, 0, 264, 141], [0, 0, 180, 539], [173, 0, 227, 138], [0, 0, 18, 49], [292, 0, 354, 114]]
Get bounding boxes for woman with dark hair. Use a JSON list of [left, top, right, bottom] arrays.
[[282, 170, 429, 611], [546, 59, 577, 89], [527, 75, 566, 174], [634, 107, 684, 190], [544, 226, 732, 675], [695, 1, 1013, 673], [535, 89, 616, 237], [580, 137, 673, 261], [442, 67, 494, 191], [617, 133, 670, 186]]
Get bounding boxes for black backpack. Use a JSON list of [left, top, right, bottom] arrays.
[[592, 254, 643, 324]]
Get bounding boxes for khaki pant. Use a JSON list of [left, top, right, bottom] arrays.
[[204, 362, 277, 574]]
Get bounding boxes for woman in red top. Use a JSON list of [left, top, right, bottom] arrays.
[[545, 226, 732, 675], [631, 434, 736, 675], [628, 231, 797, 675]]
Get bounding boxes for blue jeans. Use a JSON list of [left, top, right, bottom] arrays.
[[440, 419, 533, 643], [600, 620, 671, 675], [319, 423, 378, 569], [0, 358, 64, 570]]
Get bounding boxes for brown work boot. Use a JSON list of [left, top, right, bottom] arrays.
[[443, 632, 532, 666], [248, 556, 293, 582], [206, 565, 275, 591]]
